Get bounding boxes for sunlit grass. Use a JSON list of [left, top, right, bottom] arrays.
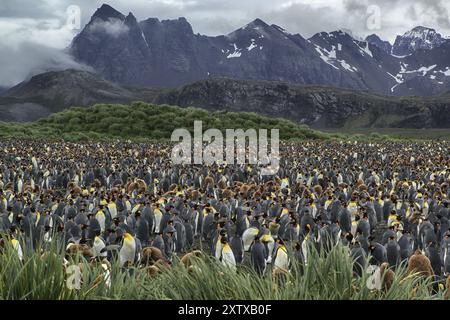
[[0, 237, 444, 300]]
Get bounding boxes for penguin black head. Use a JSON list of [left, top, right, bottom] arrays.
[[346, 232, 354, 242]]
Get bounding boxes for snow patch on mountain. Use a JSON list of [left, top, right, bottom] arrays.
[[314, 45, 357, 72], [226, 43, 242, 58], [358, 42, 373, 57], [247, 39, 257, 51]]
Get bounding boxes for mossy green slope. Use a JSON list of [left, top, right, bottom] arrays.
[[0, 102, 330, 141]]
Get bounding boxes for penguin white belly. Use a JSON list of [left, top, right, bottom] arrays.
[[351, 222, 357, 236], [132, 204, 140, 214], [102, 263, 111, 288], [274, 249, 289, 270], [215, 240, 224, 260], [108, 205, 117, 219], [302, 241, 308, 265], [154, 214, 162, 233], [120, 241, 136, 266], [194, 213, 199, 235], [96, 214, 106, 232], [266, 237, 275, 264], [242, 227, 259, 251], [221, 250, 236, 272], [11, 239, 23, 261]]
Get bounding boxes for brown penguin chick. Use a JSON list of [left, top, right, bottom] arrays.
[[234, 181, 244, 188], [66, 244, 94, 260], [380, 262, 395, 292], [72, 186, 82, 196], [222, 188, 234, 199], [204, 176, 214, 187], [154, 258, 171, 270], [111, 186, 120, 195], [136, 179, 147, 191], [445, 275, 450, 300], [163, 190, 175, 197], [253, 191, 262, 200], [190, 189, 200, 200], [90, 257, 111, 270], [141, 247, 164, 266], [92, 179, 102, 188], [265, 180, 274, 188], [180, 250, 204, 268], [67, 181, 76, 190], [40, 251, 60, 262], [126, 181, 138, 194], [217, 179, 227, 190], [406, 249, 434, 278], [239, 184, 250, 198], [358, 184, 368, 192], [313, 185, 323, 195], [169, 184, 178, 192], [146, 265, 160, 277]]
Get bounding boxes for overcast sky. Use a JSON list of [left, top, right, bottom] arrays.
[[1, 0, 450, 87]]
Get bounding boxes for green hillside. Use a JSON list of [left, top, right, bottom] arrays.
[[0, 102, 332, 141]]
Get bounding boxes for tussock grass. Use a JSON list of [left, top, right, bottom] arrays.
[[0, 239, 443, 300]]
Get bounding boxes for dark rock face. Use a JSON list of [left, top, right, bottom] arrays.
[[4, 69, 135, 108], [70, 9, 356, 89], [2, 70, 450, 128], [69, 5, 152, 86], [0, 69, 139, 121], [68, 5, 450, 97], [366, 34, 392, 54], [157, 78, 450, 129], [392, 26, 447, 56]]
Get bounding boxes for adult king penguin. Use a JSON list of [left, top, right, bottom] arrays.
[[251, 235, 267, 276], [119, 233, 136, 267], [219, 236, 236, 272]]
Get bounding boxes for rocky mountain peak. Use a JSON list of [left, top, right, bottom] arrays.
[[392, 26, 447, 56], [247, 18, 270, 28], [92, 4, 125, 21], [366, 34, 392, 54]]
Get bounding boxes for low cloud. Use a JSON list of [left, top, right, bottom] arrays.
[[0, 42, 92, 88], [88, 18, 130, 37]]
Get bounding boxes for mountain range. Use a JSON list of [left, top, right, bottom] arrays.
[[1, 69, 449, 129], [68, 4, 450, 97], [1, 3, 450, 130]]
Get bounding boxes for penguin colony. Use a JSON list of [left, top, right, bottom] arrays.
[[0, 140, 449, 295]]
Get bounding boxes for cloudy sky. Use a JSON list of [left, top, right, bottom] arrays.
[[1, 0, 450, 87]]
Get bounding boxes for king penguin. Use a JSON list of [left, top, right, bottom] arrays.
[[273, 238, 289, 271], [242, 226, 259, 252], [93, 235, 107, 259], [119, 232, 136, 267], [250, 235, 267, 276], [219, 236, 236, 272]]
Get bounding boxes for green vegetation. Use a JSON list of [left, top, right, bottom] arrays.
[[0, 102, 329, 141], [0, 102, 447, 141], [0, 239, 443, 300]]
